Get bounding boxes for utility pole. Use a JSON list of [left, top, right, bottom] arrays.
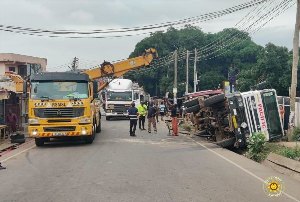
[[186, 50, 189, 97], [288, 0, 300, 140], [71, 57, 78, 71], [173, 49, 178, 104], [194, 48, 197, 92]]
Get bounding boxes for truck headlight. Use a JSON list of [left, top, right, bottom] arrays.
[[79, 117, 91, 124], [28, 118, 39, 124], [241, 122, 247, 128]]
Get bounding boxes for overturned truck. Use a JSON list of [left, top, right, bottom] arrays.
[[184, 89, 284, 148]]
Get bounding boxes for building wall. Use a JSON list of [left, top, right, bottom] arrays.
[[0, 63, 5, 75], [0, 53, 47, 72]]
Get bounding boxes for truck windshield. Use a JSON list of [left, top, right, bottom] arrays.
[[261, 92, 282, 139], [107, 91, 132, 101], [30, 81, 89, 100]]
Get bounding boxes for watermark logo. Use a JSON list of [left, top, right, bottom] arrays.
[[263, 176, 285, 197]]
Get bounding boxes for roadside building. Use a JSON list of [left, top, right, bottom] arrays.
[[0, 53, 47, 132]]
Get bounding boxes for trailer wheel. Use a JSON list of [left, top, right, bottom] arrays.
[[35, 138, 44, 146], [185, 105, 201, 114], [183, 98, 199, 108], [203, 94, 225, 107]]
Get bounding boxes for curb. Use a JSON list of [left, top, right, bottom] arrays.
[[263, 152, 300, 182]]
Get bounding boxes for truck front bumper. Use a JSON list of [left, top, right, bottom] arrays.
[[28, 124, 93, 138]]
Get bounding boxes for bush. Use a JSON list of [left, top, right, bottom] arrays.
[[292, 127, 300, 141], [246, 132, 266, 162]]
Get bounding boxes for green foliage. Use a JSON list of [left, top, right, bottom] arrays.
[[277, 146, 300, 161], [126, 26, 298, 97], [181, 124, 192, 132], [246, 132, 266, 162], [292, 127, 300, 141]]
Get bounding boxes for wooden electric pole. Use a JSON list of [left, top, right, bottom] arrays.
[[288, 0, 300, 140], [194, 48, 197, 92], [174, 49, 178, 104], [186, 50, 189, 97]]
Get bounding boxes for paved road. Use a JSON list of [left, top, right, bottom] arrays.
[[0, 118, 300, 202]]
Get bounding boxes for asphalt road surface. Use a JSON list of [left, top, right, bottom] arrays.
[[0, 118, 300, 202]]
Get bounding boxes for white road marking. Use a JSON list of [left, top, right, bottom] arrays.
[[190, 138, 300, 202], [2, 145, 36, 163]]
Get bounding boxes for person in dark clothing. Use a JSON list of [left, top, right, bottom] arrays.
[[128, 102, 138, 136], [147, 102, 157, 133], [228, 64, 239, 93], [7, 109, 17, 135]]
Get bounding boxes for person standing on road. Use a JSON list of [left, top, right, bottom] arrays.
[[128, 102, 138, 137], [170, 104, 178, 136], [228, 64, 239, 93], [155, 103, 160, 123], [7, 109, 17, 135], [137, 101, 147, 130], [159, 102, 165, 121], [147, 102, 157, 133]]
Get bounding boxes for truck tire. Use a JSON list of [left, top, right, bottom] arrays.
[[85, 125, 95, 144], [96, 117, 101, 133], [216, 137, 235, 148], [106, 116, 111, 121], [35, 138, 44, 146], [183, 98, 199, 108], [203, 94, 225, 107], [185, 105, 201, 114]]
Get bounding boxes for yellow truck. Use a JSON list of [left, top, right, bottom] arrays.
[[24, 48, 157, 146]]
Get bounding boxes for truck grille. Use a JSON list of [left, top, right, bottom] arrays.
[[34, 108, 84, 118], [44, 126, 76, 132]]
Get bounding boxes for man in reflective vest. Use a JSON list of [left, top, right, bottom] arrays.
[[128, 102, 138, 136], [137, 102, 147, 130]]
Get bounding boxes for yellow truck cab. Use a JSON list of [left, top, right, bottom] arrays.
[[26, 72, 101, 146]]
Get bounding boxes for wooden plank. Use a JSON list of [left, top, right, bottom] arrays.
[[266, 152, 300, 173]]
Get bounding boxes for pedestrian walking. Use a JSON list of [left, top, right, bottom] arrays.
[[137, 101, 147, 130], [228, 64, 239, 93], [7, 109, 17, 135], [128, 102, 138, 136], [159, 102, 165, 121], [155, 104, 160, 123], [147, 102, 157, 133]]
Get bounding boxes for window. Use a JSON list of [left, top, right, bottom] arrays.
[[9, 67, 15, 72], [18, 65, 27, 77]]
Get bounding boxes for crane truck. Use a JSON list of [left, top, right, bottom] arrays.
[[22, 48, 157, 146]]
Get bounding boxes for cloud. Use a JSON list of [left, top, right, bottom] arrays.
[[0, 0, 297, 71]]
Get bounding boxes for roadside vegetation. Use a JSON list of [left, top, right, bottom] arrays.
[[245, 132, 300, 162]]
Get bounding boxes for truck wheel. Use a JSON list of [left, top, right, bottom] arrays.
[[185, 105, 201, 114], [85, 125, 95, 144], [35, 138, 44, 146], [216, 137, 236, 148], [96, 117, 101, 133], [106, 116, 111, 121], [183, 98, 199, 108], [203, 94, 225, 107]]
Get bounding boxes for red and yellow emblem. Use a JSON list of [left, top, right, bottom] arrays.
[[263, 176, 285, 197]]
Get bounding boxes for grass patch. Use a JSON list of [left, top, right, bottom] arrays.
[[180, 124, 192, 132], [292, 127, 300, 141], [260, 143, 300, 162]]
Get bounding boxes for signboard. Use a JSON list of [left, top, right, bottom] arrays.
[[173, 88, 177, 93]]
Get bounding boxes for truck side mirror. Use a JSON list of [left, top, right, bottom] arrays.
[[22, 82, 27, 98], [93, 81, 98, 98]]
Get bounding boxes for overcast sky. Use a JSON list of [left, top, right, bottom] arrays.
[[0, 0, 297, 71]]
